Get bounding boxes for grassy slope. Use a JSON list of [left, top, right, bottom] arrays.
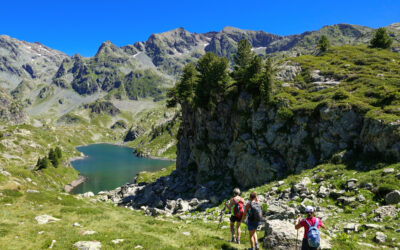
[[1, 45, 400, 249], [242, 163, 400, 249], [278, 45, 400, 123]]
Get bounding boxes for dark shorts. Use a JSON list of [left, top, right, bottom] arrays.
[[230, 215, 242, 223], [301, 238, 318, 250], [247, 221, 260, 231]]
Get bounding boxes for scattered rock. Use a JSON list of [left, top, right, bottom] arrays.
[[385, 190, 400, 205], [337, 196, 356, 205], [82, 192, 95, 198], [382, 168, 395, 175], [111, 239, 124, 244], [317, 186, 329, 198], [73, 222, 81, 227], [49, 239, 56, 249], [38, 231, 45, 235], [73, 241, 101, 250], [0, 169, 11, 176], [362, 224, 383, 230], [374, 232, 386, 243], [81, 231, 96, 235], [343, 223, 360, 233], [26, 189, 40, 193], [35, 215, 60, 225], [356, 194, 366, 202], [182, 232, 191, 236], [346, 179, 358, 190], [134, 246, 143, 249]]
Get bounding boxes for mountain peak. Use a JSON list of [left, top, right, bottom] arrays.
[[95, 41, 119, 57]]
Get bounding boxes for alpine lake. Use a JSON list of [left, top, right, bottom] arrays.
[[70, 143, 173, 194]]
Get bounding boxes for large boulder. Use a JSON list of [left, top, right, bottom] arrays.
[[385, 190, 400, 205], [263, 219, 331, 249]]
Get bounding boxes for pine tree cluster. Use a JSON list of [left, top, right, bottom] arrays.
[[36, 146, 63, 170], [167, 39, 275, 110]]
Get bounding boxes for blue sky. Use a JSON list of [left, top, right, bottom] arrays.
[[1, 0, 399, 57]]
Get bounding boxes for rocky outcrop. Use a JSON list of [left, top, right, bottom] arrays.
[[176, 92, 400, 188], [0, 87, 26, 124]]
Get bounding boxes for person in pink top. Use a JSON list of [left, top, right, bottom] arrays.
[[295, 206, 326, 250]]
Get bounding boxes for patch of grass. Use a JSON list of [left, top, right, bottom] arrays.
[[136, 163, 176, 184]]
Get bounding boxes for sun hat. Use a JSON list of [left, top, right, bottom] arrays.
[[305, 206, 314, 213]]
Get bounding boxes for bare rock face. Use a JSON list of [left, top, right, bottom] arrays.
[[176, 93, 400, 188], [0, 35, 67, 91]]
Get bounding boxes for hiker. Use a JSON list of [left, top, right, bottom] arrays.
[[241, 191, 262, 250], [226, 188, 245, 244], [295, 206, 326, 250]]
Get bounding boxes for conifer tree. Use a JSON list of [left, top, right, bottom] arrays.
[[176, 63, 197, 104], [55, 146, 62, 159], [370, 28, 393, 49], [260, 58, 274, 104], [318, 35, 330, 52], [232, 39, 256, 91], [195, 52, 229, 108]]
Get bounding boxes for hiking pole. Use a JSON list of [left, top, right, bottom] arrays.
[[295, 215, 300, 250], [216, 202, 228, 232]]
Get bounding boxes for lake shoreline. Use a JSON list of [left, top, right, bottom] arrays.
[[68, 143, 174, 194], [64, 175, 88, 193]]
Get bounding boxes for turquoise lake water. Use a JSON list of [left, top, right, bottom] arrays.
[[70, 143, 172, 194]]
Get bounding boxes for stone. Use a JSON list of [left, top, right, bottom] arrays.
[[263, 219, 331, 249], [81, 231, 96, 235], [329, 190, 345, 199], [176, 199, 190, 213], [134, 246, 143, 249], [111, 239, 124, 244], [182, 232, 191, 236], [356, 194, 366, 202], [375, 232, 386, 243], [343, 223, 360, 233], [292, 177, 311, 194], [360, 183, 374, 190], [346, 179, 358, 190], [73, 241, 102, 250], [26, 189, 40, 193], [373, 205, 398, 218], [337, 196, 356, 205], [385, 190, 400, 205], [317, 186, 329, 198], [277, 181, 285, 186], [0, 169, 11, 176], [38, 231, 45, 235], [49, 240, 56, 249], [382, 168, 395, 175], [35, 215, 60, 225], [82, 192, 95, 198], [73, 222, 81, 227]]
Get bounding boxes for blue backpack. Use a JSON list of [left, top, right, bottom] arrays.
[[305, 218, 320, 248]]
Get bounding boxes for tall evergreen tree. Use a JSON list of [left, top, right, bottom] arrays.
[[232, 39, 256, 91], [176, 63, 197, 104], [370, 28, 393, 49], [48, 148, 59, 168], [318, 35, 330, 52], [195, 52, 229, 108], [55, 146, 62, 159], [260, 58, 274, 104]]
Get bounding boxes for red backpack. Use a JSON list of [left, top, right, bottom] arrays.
[[233, 197, 244, 218]]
